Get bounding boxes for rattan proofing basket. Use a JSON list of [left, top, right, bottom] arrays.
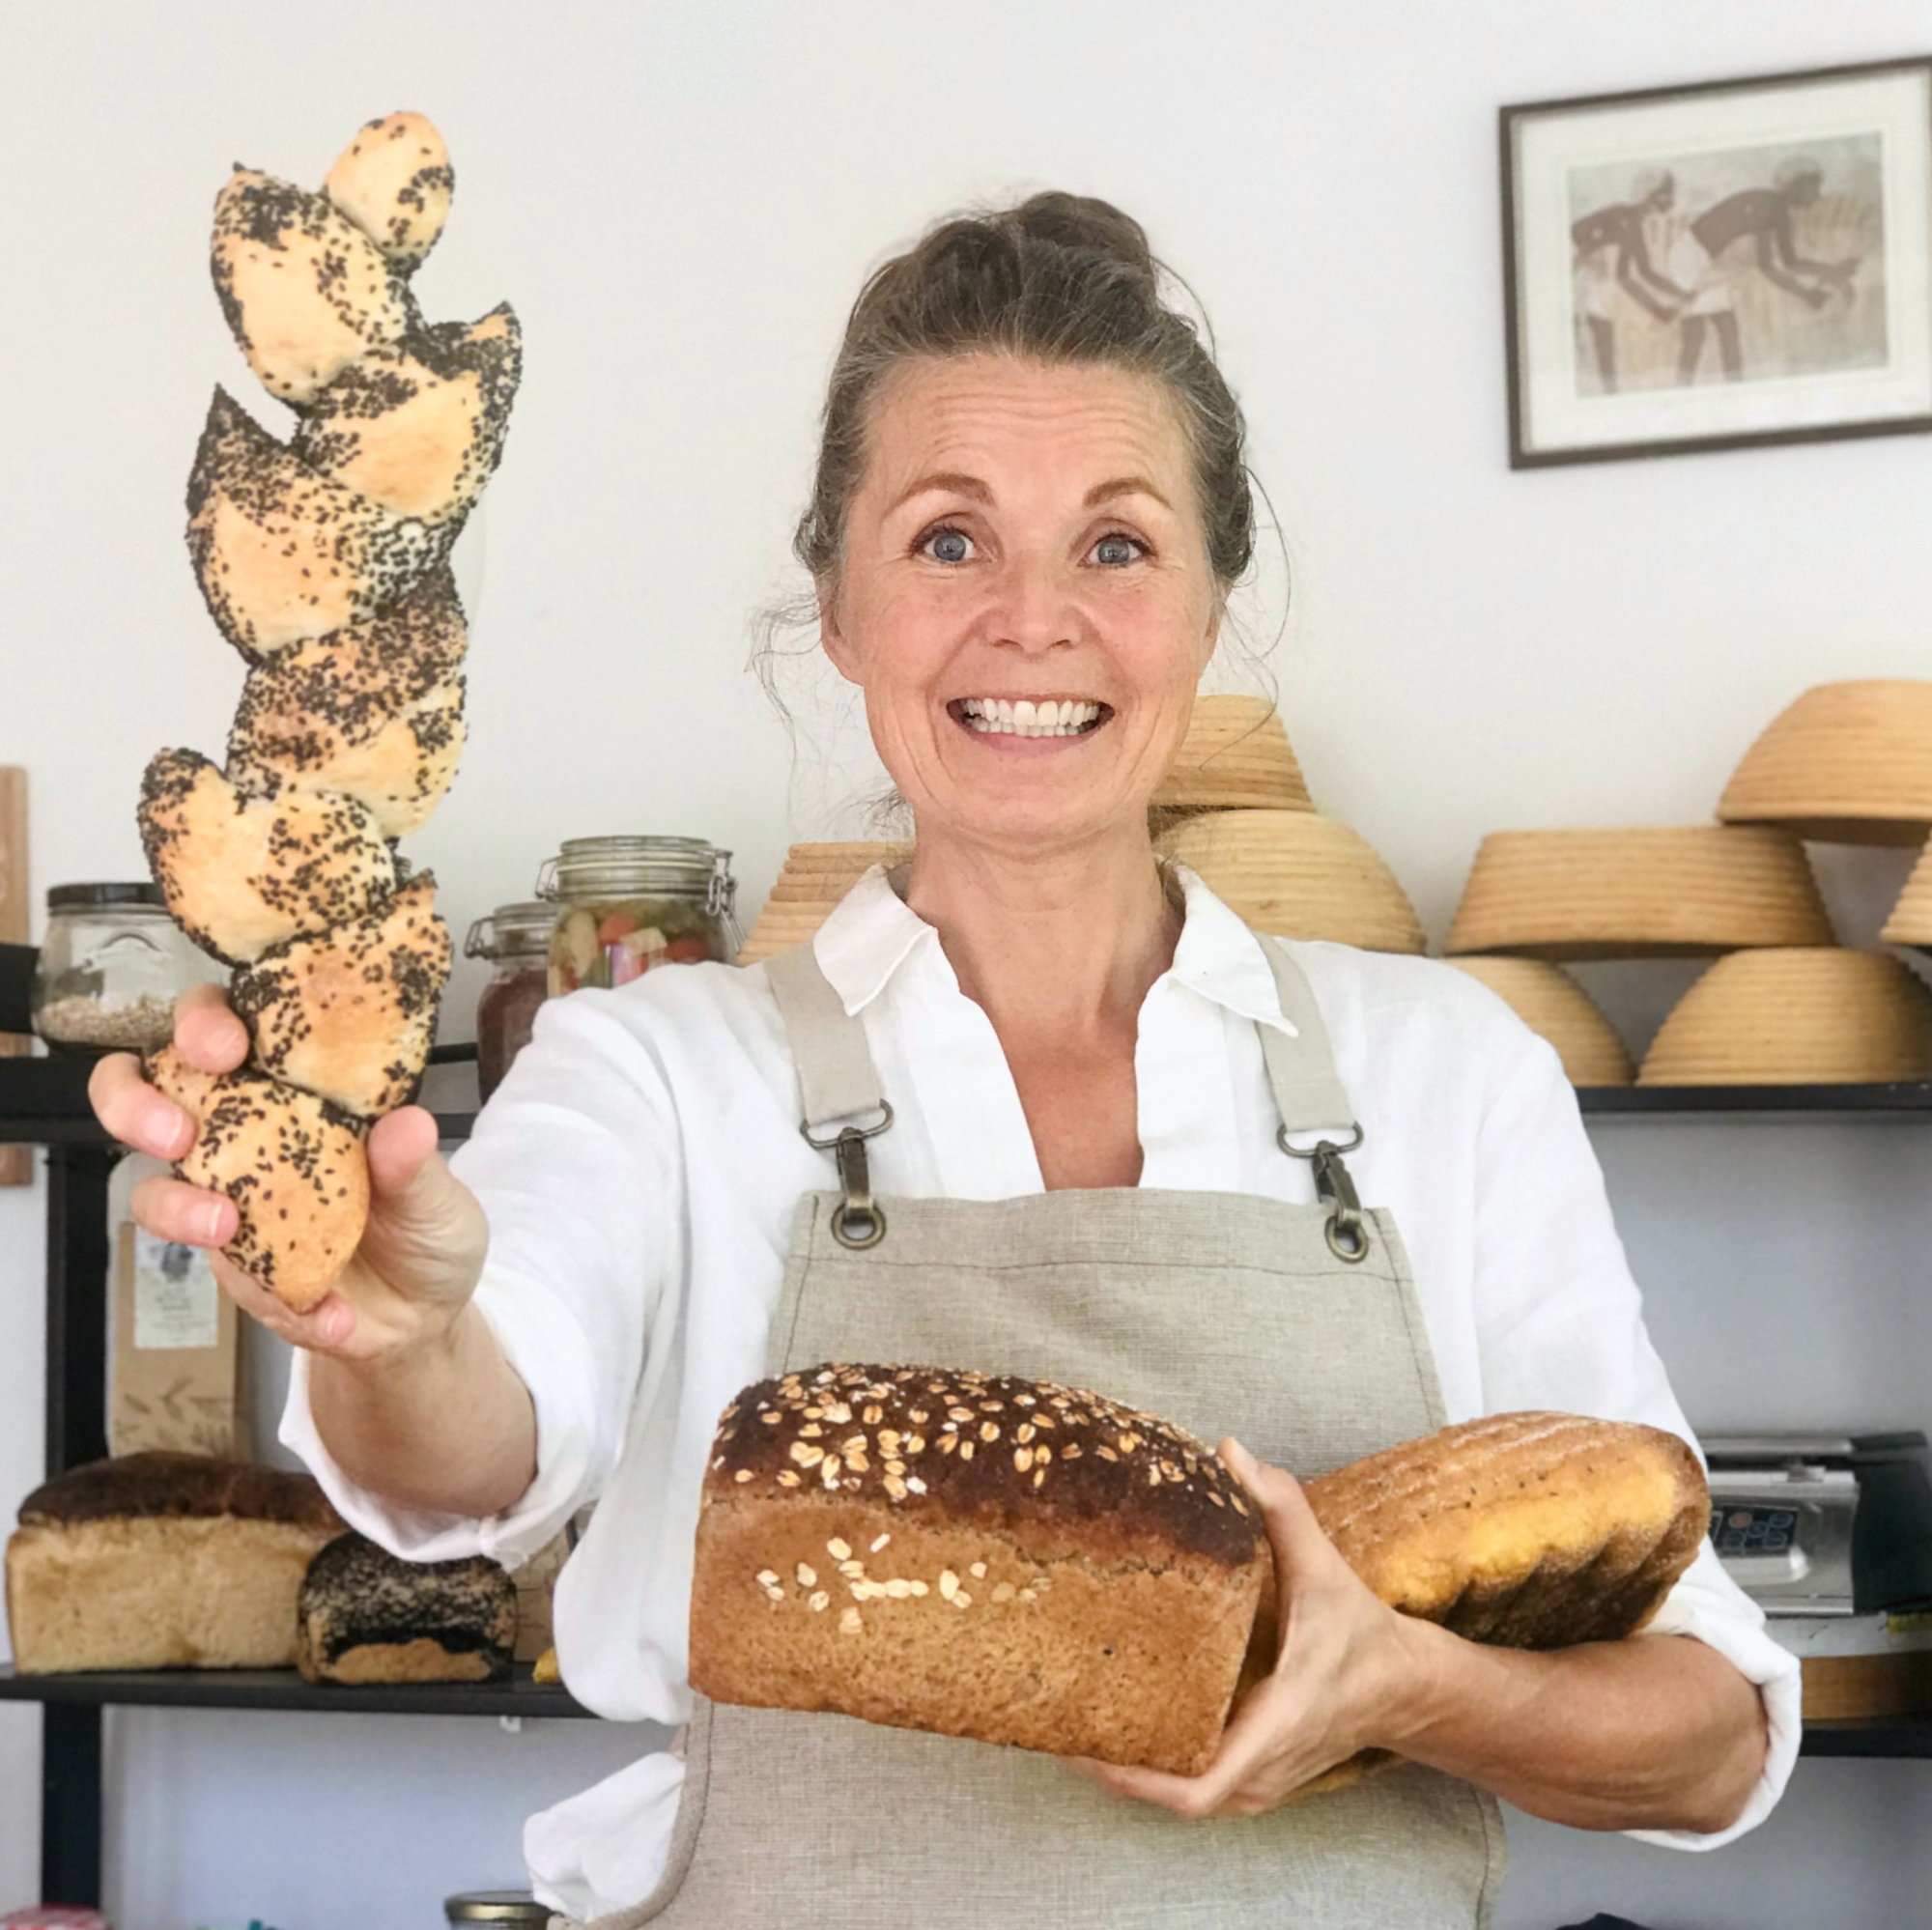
[[1880, 833, 1932, 951], [1445, 827, 1833, 961], [1444, 957, 1635, 1088], [736, 841, 910, 965], [1637, 948, 1932, 1086], [1153, 695, 1313, 813], [1157, 809, 1425, 954], [1719, 680, 1932, 846]]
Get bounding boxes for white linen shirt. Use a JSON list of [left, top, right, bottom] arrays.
[[283, 866, 1799, 1917]]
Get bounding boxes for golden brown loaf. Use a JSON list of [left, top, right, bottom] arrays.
[[6, 1453, 344, 1672], [1302, 1411, 1709, 1647], [146, 1045, 370, 1312], [224, 569, 469, 840], [231, 877, 452, 1118], [139, 749, 397, 965], [689, 1363, 1265, 1776], [322, 111, 455, 270]]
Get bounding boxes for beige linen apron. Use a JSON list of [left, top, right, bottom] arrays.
[[581, 936, 1505, 1928]]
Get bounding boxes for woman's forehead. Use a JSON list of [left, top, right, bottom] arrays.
[[865, 355, 1190, 499]]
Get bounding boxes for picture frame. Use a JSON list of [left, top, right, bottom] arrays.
[[1500, 57, 1932, 467]]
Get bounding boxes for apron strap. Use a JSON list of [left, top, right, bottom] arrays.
[[1252, 934, 1371, 1265], [764, 941, 891, 1250]]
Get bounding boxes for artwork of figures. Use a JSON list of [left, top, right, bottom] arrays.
[[1503, 61, 1932, 465]]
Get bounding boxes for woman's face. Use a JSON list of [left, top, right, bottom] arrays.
[[821, 354, 1222, 856]]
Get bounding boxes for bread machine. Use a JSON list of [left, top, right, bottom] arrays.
[[1703, 1432, 1932, 1616]]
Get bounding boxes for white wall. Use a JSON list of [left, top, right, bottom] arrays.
[[2, 2, 1929, 1923]]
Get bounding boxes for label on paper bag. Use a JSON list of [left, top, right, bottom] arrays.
[[132, 1227, 220, 1349]]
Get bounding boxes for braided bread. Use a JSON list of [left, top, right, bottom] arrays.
[[139, 113, 520, 1309]]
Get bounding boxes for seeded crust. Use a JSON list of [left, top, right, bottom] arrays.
[[225, 568, 469, 839], [292, 307, 522, 526], [139, 748, 396, 965], [147, 1044, 370, 1312], [211, 169, 417, 406], [690, 1363, 1265, 1774], [18, 1452, 342, 1531], [1302, 1411, 1709, 1647], [185, 388, 447, 661], [231, 876, 451, 1117], [297, 1532, 515, 1685], [323, 112, 455, 270]]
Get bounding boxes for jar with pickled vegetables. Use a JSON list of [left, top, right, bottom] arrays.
[[538, 837, 740, 996]]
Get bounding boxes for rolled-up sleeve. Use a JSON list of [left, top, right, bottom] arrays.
[[1466, 1030, 1800, 1849], [279, 988, 686, 1570]]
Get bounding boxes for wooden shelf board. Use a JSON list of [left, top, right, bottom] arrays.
[[0, 1660, 592, 1719], [1579, 1082, 1932, 1116]]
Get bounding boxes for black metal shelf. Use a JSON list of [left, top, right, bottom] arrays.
[[0, 1661, 589, 1720], [1579, 1082, 1932, 1116], [1799, 1715, 1932, 1759]]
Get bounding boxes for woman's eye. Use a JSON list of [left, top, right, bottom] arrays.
[[1092, 533, 1144, 567], [922, 526, 974, 564]]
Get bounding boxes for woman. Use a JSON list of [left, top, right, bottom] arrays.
[[95, 193, 1795, 1926]]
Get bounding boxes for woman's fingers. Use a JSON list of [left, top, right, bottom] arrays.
[[129, 1173, 237, 1247], [1220, 1438, 1340, 1615], [88, 1052, 195, 1160], [173, 982, 249, 1073]]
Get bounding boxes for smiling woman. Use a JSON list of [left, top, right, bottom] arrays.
[[95, 189, 1793, 1927]]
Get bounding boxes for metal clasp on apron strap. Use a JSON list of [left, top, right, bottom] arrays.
[[801, 1103, 894, 1250], [1276, 1121, 1370, 1263]]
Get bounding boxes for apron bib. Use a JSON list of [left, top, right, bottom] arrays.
[[579, 937, 1505, 1929]]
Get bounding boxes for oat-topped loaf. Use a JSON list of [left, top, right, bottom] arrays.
[[688, 1362, 1265, 1776]]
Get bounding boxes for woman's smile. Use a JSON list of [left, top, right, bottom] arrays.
[[950, 695, 1112, 742]]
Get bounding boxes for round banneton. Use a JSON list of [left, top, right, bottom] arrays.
[[1638, 948, 1932, 1086], [1444, 957, 1634, 1088], [1445, 826, 1833, 962], [1881, 833, 1932, 950], [1157, 809, 1425, 954], [1154, 695, 1313, 813], [736, 841, 908, 963], [1719, 680, 1932, 847]]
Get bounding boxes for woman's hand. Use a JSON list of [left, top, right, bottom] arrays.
[[1071, 1438, 1421, 1818], [88, 982, 489, 1367]]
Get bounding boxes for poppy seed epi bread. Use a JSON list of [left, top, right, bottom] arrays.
[[146, 1045, 370, 1312], [5, 1453, 343, 1672], [323, 111, 455, 269], [690, 1363, 1265, 1776]]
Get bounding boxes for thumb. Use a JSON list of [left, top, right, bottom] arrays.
[[1220, 1437, 1330, 1583], [364, 1106, 473, 1247]]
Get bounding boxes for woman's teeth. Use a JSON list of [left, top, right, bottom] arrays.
[[959, 698, 1102, 738]]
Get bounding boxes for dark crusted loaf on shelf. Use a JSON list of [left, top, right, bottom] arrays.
[[17, 1451, 340, 1530], [297, 1532, 517, 1685], [688, 1362, 1265, 1776]]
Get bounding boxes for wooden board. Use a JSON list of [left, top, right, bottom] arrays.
[[0, 768, 29, 1184]]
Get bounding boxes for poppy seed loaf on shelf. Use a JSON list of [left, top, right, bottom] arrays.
[[297, 1532, 517, 1685], [692, 1367, 1710, 1782], [138, 112, 521, 1311]]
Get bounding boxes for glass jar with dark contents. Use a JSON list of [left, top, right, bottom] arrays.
[[464, 901, 556, 1101], [31, 883, 226, 1054], [538, 837, 739, 996]]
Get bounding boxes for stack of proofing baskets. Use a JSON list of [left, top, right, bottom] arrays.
[[735, 697, 1429, 964], [1443, 680, 1932, 1088]]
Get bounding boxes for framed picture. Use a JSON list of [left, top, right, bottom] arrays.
[[1501, 57, 1932, 466]]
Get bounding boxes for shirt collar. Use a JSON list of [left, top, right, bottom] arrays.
[[809, 861, 1295, 1037]]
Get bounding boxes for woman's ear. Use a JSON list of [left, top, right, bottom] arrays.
[[818, 580, 862, 686]]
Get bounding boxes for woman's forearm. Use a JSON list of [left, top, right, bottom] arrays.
[[307, 1300, 538, 1519], [1383, 1624, 1768, 1834]]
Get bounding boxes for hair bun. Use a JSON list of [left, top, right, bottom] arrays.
[[1009, 192, 1157, 289]]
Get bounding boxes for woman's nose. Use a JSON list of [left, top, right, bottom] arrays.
[[984, 551, 1077, 654]]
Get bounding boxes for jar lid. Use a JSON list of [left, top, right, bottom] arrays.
[[443, 1894, 553, 1925], [47, 882, 163, 911], [536, 836, 734, 904], [463, 901, 557, 960]]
